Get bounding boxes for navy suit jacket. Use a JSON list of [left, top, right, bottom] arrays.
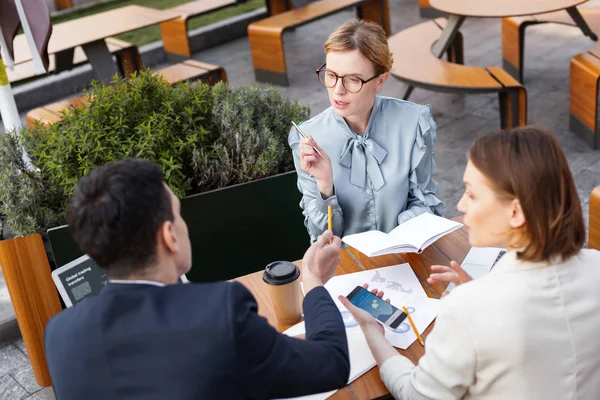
[[44, 281, 350, 399]]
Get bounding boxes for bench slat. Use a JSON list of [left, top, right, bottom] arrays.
[[251, 0, 365, 30], [171, 0, 237, 16], [161, 0, 240, 57]]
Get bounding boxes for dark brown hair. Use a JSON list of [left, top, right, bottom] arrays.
[[468, 126, 585, 263], [67, 158, 174, 278]]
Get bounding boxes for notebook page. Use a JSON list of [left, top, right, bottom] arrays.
[[341, 230, 397, 257], [388, 213, 462, 250]]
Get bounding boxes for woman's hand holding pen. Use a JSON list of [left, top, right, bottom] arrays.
[[299, 136, 334, 198]]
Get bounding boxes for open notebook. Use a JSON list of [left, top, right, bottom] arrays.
[[341, 213, 463, 257]]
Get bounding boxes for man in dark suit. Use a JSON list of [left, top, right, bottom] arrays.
[[44, 158, 350, 399]]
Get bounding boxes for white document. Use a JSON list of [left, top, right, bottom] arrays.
[[273, 320, 377, 400], [324, 264, 440, 349], [341, 213, 463, 257], [446, 247, 507, 292]]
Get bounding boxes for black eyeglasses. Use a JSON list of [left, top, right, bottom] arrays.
[[316, 63, 380, 93]]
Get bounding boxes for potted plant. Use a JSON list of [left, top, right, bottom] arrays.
[[1, 71, 312, 281]]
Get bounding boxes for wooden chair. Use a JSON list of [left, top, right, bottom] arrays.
[[501, 9, 600, 83], [590, 186, 600, 250], [389, 19, 527, 129], [7, 38, 142, 85], [247, 0, 390, 86], [160, 0, 240, 57], [569, 42, 600, 149], [26, 59, 227, 128]]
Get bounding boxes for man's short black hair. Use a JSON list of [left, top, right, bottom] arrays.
[[67, 158, 174, 277]]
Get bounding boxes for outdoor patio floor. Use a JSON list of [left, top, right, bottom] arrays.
[[1, 0, 600, 398]]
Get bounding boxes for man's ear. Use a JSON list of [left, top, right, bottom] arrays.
[[375, 72, 389, 92], [159, 221, 179, 254], [509, 198, 526, 229]]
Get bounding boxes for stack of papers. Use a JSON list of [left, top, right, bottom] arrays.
[[277, 264, 440, 400], [277, 321, 376, 400]]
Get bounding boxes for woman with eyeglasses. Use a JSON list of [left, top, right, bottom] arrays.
[[340, 126, 600, 399], [289, 19, 442, 242]]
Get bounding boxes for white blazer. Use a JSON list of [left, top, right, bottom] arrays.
[[380, 249, 600, 399]]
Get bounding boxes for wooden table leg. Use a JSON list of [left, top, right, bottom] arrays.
[[82, 39, 120, 85], [431, 14, 466, 58], [566, 6, 598, 41], [54, 48, 74, 73], [401, 14, 465, 99]]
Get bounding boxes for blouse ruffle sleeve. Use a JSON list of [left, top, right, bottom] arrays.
[[398, 104, 444, 224]]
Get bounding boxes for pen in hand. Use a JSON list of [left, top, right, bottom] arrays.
[[328, 205, 333, 243], [292, 121, 323, 157]]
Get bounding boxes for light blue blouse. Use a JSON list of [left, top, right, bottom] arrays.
[[289, 95, 443, 242]]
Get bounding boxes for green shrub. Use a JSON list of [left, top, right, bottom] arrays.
[[0, 71, 310, 237]]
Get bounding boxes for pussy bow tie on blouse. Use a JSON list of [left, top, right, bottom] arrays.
[[339, 135, 387, 190]]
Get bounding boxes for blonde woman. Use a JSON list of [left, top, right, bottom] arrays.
[[289, 19, 442, 242], [341, 126, 600, 399]]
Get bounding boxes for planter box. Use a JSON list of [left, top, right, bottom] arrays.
[[47, 171, 309, 282], [0, 234, 62, 386]]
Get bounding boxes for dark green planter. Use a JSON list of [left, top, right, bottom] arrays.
[[47, 171, 309, 282]]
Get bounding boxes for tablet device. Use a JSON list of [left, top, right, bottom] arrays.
[[51, 255, 107, 308]]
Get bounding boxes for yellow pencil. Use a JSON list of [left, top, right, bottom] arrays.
[[402, 306, 424, 346], [328, 205, 333, 243]]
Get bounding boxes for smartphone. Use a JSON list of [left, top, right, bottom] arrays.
[[346, 286, 407, 330]]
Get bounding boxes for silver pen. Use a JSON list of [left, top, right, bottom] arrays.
[[292, 121, 323, 157]]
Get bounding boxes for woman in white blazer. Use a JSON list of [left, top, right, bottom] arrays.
[[340, 126, 600, 399]]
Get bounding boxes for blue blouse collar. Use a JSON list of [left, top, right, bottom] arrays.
[[334, 96, 387, 190]]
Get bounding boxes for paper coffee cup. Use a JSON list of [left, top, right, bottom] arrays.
[[263, 261, 302, 326]]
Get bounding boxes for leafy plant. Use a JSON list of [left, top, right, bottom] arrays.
[[0, 71, 310, 237]]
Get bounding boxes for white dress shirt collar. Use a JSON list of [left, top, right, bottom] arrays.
[[109, 279, 166, 287]]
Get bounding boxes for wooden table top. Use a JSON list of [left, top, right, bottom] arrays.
[[12, 5, 179, 64], [429, 0, 588, 18], [235, 221, 471, 399]]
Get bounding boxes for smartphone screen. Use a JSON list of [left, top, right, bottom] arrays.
[[346, 286, 407, 329]]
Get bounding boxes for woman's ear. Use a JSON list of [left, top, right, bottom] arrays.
[[375, 72, 389, 92], [509, 198, 526, 229]]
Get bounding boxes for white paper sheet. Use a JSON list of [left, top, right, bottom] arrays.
[[273, 320, 377, 400], [324, 264, 440, 349]]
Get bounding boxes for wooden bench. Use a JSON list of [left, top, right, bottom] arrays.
[[389, 19, 527, 129], [25, 59, 227, 128], [591, 185, 600, 250], [248, 0, 390, 86], [160, 0, 240, 57], [502, 8, 600, 82], [569, 42, 600, 149], [7, 38, 142, 85]]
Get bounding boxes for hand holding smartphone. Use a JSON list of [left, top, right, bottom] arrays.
[[346, 286, 407, 330]]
